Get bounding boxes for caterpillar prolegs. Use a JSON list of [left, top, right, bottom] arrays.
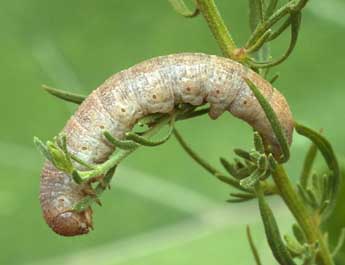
[[39, 53, 294, 236]]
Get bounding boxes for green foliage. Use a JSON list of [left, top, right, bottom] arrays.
[[28, 0, 343, 265], [42, 85, 86, 104], [256, 183, 297, 265], [244, 78, 290, 162], [295, 123, 340, 221]]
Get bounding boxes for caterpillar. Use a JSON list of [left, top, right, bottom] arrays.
[[39, 53, 294, 236]]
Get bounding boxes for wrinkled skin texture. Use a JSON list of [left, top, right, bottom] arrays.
[[40, 53, 293, 236]]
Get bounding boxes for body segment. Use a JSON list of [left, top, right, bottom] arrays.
[[40, 53, 293, 236]]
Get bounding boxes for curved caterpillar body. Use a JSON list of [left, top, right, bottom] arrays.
[[40, 53, 293, 236]]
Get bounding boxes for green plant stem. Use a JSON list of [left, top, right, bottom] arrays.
[[271, 164, 334, 265], [173, 128, 248, 192], [246, 225, 263, 265], [246, 0, 308, 47], [196, 0, 237, 58], [300, 143, 317, 188]]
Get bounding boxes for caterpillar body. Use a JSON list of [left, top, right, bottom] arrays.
[[39, 53, 293, 236]]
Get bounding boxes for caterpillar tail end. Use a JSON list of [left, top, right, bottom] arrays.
[[49, 208, 93, 236], [40, 161, 94, 236]]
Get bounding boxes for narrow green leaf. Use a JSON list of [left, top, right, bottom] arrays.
[[265, 0, 278, 18], [246, 29, 272, 54], [257, 155, 268, 171], [73, 196, 93, 212], [297, 184, 312, 207], [168, 0, 199, 17], [319, 200, 330, 215], [254, 131, 265, 153], [320, 173, 330, 204], [331, 228, 345, 258], [291, 0, 310, 11], [173, 128, 247, 191], [312, 173, 322, 196], [126, 115, 175, 146], [324, 232, 329, 249], [249, 0, 265, 32], [137, 113, 166, 127], [292, 224, 306, 245], [247, 0, 309, 49], [173, 128, 219, 176], [311, 173, 322, 200], [248, 12, 302, 68], [244, 78, 290, 162], [42, 85, 86, 104], [269, 73, 280, 84], [56, 134, 67, 152], [70, 154, 95, 170], [256, 183, 297, 265], [73, 166, 117, 211], [33, 136, 53, 162], [221, 158, 256, 179], [101, 166, 117, 190], [94, 166, 117, 194], [177, 107, 210, 121], [248, 0, 272, 65], [300, 143, 318, 188], [268, 17, 291, 41], [246, 225, 263, 265], [72, 170, 83, 184], [268, 153, 278, 171], [230, 192, 255, 199], [56, 134, 73, 166], [240, 169, 264, 188], [237, 167, 256, 179], [295, 123, 340, 220], [103, 131, 138, 150], [234, 148, 253, 161], [220, 157, 238, 177], [306, 187, 320, 209], [227, 197, 252, 203], [47, 141, 73, 173], [284, 234, 304, 257]]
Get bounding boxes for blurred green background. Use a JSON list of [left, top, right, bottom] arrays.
[[0, 0, 344, 264]]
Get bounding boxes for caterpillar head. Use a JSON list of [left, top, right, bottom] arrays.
[[50, 208, 93, 236]]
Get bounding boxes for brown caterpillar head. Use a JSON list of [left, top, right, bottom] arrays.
[[50, 208, 93, 236]]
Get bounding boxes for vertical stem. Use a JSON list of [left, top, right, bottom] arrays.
[[300, 143, 317, 188], [196, 0, 237, 58], [272, 165, 334, 265]]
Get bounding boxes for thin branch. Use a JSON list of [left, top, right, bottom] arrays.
[[246, 225, 263, 265], [300, 143, 318, 188], [173, 127, 249, 192], [196, 0, 237, 58]]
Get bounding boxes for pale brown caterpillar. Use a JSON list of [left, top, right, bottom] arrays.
[[39, 53, 293, 236]]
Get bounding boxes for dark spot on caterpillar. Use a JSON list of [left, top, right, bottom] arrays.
[[82, 146, 87, 150], [100, 125, 105, 129], [58, 198, 65, 207], [243, 100, 247, 105], [216, 89, 220, 94], [186, 87, 191, 92], [152, 94, 157, 99], [121, 108, 126, 113]]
